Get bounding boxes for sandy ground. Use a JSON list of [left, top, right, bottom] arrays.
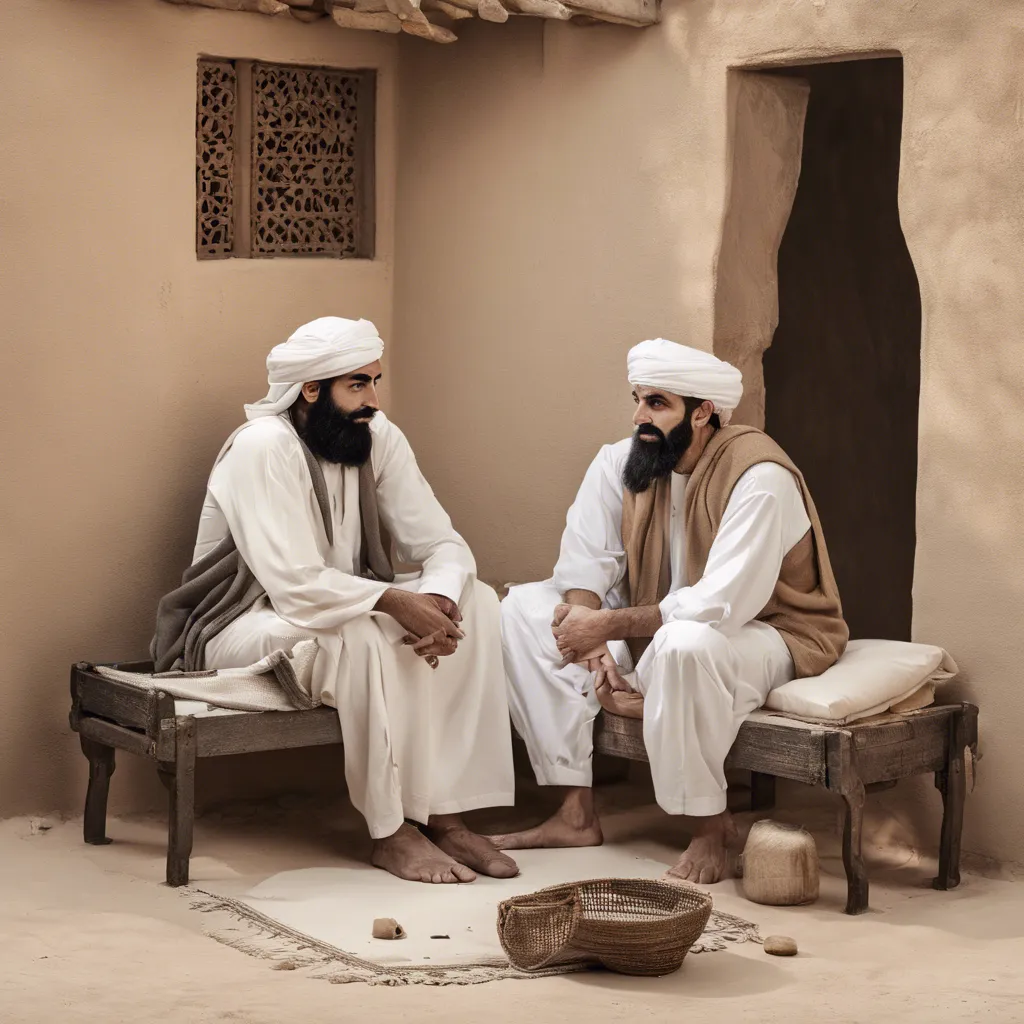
[[3, 777, 1024, 1024]]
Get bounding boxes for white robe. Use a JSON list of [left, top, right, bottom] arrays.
[[501, 438, 811, 817], [196, 412, 515, 838]]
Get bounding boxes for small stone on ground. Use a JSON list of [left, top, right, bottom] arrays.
[[372, 917, 406, 940], [764, 934, 798, 956]]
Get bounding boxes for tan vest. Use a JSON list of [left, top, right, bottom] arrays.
[[622, 425, 848, 678]]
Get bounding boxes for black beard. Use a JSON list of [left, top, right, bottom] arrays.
[[299, 389, 375, 466], [622, 418, 693, 493]]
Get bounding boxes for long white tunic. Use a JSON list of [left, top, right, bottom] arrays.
[[550, 438, 811, 632], [502, 437, 812, 816], [197, 412, 515, 837], [194, 413, 473, 625]]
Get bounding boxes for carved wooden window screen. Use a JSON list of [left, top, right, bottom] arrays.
[[196, 59, 375, 261], [196, 59, 236, 258]]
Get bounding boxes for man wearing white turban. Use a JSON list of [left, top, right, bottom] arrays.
[[155, 317, 517, 884], [496, 339, 847, 883]]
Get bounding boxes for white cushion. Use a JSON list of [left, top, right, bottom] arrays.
[[764, 639, 959, 725]]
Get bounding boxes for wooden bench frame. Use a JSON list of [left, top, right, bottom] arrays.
[[69, 661, 978, 914]]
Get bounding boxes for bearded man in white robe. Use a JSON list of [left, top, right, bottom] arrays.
[[496, 339, 847, 882], [157, 317, 517, 884]]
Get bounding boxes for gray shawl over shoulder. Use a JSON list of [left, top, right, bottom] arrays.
[[150, 424, 394, 673]]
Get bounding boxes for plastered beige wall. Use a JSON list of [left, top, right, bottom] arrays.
[[393, 2, 1024, 865], [6, 0, 1024, 870], [0, 0, 397, 814]]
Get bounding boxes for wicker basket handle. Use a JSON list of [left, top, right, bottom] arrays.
[[496, 891, 582, 972]]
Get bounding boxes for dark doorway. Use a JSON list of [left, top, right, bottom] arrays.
[[764, 57, 921, 642]]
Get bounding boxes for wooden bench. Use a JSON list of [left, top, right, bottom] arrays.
[[69, 660, 978, 914]]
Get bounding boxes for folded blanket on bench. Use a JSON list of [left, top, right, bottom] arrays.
[[91, 640, 321, 713]]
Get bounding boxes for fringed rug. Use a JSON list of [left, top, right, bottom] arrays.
[[185, 847, 760, 985]]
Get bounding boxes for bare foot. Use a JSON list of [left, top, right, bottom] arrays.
[[490, 789, 603, 851], [371, 823, 477, 883], [665, 812, 738, 885], [428, 825, 520, 878]]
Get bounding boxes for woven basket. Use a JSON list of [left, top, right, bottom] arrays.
[[496, 878, 713, 976]]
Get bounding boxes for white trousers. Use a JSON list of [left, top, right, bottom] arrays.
[[206, 578, 516, 838], [500, 581, 795, 817]]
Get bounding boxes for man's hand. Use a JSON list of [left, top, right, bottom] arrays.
[[591, 649, 632, 692], [425, 594, 462, 625], [552, 604, 612, 666], [375, 589, 464, 667], [575, 644, 632, 694], [582, 647, 642, 718], [408, 594, 464, 661], [402, 629, 457, 667]]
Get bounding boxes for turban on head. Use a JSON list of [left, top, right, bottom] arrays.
[[626, 338, 743, 425], [244, 317, 384, 420]]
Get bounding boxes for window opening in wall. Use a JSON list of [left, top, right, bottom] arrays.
[[196, 58, 376, 261]]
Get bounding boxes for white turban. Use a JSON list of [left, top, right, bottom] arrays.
[[244, 317, 384, 420], [626, 338, 743, 425]]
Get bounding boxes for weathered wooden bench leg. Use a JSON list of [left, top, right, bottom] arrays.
[[840, 778, 868, 914], [166, 718, 196, 887], [81, 737, 116, 845], [933, 707, 969, 891], [827, 731, 869, 914], [750, 772, 776, 811]]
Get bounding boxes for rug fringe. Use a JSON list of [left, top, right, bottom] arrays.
[[183, 887, 759, 985], [689, 908, 762, 951]]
